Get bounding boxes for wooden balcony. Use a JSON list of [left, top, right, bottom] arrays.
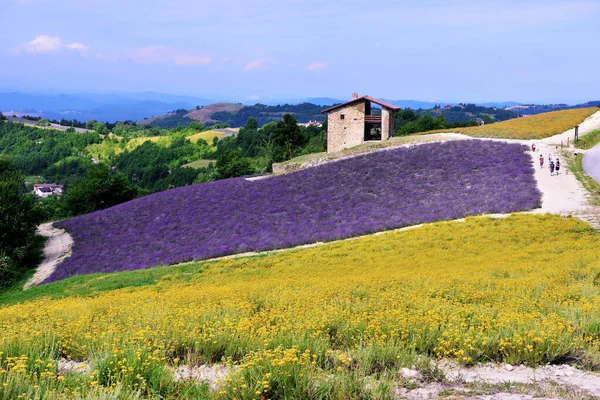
[[364, 115, 381, 124]]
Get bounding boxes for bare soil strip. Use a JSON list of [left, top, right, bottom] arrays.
[[24, 223, 73, 289]]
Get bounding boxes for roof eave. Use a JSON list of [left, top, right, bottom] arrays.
[[321, 96, 400, 114]]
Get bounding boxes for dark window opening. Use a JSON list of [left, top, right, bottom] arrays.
[[340, 114, 345, 120]]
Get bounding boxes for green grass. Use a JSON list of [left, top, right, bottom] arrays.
[[565, 151, 600, 206], [575, 129, 600, 150], [24, 175, 45, 184], [277, 133, 459, 169], [0, 258, 214, 306], [182, 159, 215, 169]]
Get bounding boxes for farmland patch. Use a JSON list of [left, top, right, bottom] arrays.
[[49, 140, 540, 281]]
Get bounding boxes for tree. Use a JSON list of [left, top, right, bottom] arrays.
[[216, 149, 255, 179], [244, 117, 259, 131], [189, 121, 204, 131], [0, 156, 43, 286], [270, 114, 307, 162], [62, 164, 140, 216], [93, 122, 108, 134], [237, 117, 266, 157]]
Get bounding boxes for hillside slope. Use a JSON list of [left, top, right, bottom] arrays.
[[138, 102, 244, 126], [139, 102, 326, 128], [49, 140, 540, 282], [426, 107, 598, 139]]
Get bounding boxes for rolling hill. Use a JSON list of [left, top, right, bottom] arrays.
[[139, 102, 327, 128], [49, 140, 539, 282], [138, 103, 245, 127]]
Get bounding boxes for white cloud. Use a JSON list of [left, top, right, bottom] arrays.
[[306, 62, 328, 71], [20, 35, 89, 54], [24, 35, 61, 53], [244, 59, 265, 71], [66, 42, 89, 51]]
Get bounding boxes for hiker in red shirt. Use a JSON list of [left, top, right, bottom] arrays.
[[539, 154, 544, 169]]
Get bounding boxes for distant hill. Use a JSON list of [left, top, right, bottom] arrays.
[[422, 104, 520, 124], [138, 103, 245, 128], [0, 92, 215, 123], [506, 101, 600, 115], [141, 102, 327, 128], [305, 97, 344, 106]]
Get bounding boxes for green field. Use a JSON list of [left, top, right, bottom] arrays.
[[182, 159, 215, 169]]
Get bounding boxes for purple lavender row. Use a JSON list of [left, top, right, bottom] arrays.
[[49, 140, 541, 282]]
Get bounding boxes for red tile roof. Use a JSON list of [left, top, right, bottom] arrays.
[[321, 95, 401, 114]]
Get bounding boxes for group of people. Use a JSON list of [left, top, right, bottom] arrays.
[[532, 144, 561, 176], [540, 154, 560, 175]]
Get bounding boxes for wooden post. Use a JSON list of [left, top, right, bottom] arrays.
[[575, 125, 579, 143], [567, 137, 569, 147]]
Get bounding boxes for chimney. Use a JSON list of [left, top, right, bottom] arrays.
[[351, 92, 358, 100]]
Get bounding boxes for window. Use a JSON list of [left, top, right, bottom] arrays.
[[340, 114, 345, 120]]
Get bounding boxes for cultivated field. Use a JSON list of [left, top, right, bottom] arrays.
[[427, 107, 597, 139], [49, 140, 540, 282], [186, 130, 225, 144], [2, 215, 600, 398], [182, 159, 216, 169], [86, 131, 223, 161]]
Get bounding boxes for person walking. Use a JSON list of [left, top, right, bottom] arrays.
[[531, 143, 536, 152], [550, 159, 555, 176], [539, 154, 544, 168], [555, 159, 560, 175]]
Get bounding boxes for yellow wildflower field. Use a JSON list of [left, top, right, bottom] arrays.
[[186, 130, 225, 145], [2, 214, 600, 398], [425, 107, 597, 139]]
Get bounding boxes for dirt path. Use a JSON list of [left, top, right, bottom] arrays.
[[170, 361, 600, 399], [24, 223, 73, 289], [394, 362, 600, 399]]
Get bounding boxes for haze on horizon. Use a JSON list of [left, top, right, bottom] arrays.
[[1, 0, 599, 104]]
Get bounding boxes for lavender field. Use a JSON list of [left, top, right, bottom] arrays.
[[50, 140, 540, 282]]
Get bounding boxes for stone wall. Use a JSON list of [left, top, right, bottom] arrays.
[[381, 108, 391, 141], [327, 101, 365, 153]]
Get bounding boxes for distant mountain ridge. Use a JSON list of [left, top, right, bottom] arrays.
[[1, 91, 597, 123], [0, 92, 214, 123]]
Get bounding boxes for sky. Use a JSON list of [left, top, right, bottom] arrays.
[[1, 0, 599, 103]]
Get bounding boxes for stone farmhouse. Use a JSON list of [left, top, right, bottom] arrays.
[[321, 93, 400, 153]]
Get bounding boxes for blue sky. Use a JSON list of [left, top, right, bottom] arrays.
[[1, 0, 599, 103]]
